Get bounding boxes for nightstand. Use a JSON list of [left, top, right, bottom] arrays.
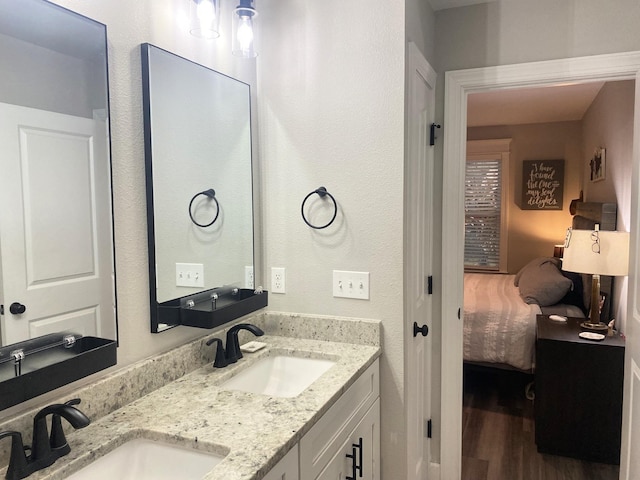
[[535, 315, 625, 464]]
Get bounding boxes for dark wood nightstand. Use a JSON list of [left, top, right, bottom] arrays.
[[535, 315, 625, 464]]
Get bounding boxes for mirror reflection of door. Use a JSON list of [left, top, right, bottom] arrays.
[[0, 0, 116, 347], [0, 103, 116, 345]]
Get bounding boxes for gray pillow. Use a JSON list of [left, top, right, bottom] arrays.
[[514, 256, 562, 287], [517, 259, 572, 306]]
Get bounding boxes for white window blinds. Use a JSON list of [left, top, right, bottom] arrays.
[[465, 159, 502, 270]]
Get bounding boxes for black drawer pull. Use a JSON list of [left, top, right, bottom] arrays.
[[345, 437, 363, 479]]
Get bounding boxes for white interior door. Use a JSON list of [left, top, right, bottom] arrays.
[[620, 72, 640, 480], [0, 102, 114, 345], [406, 42, 436, 480]]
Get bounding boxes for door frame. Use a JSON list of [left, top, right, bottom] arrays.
[[440, 51, 640, 479]]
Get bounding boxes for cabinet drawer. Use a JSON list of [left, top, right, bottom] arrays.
[[300, 359, 379, 479], [315, 399, 380, 480]]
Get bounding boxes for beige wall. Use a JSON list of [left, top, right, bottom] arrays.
[[468, 121, 583, 274], [581, 80, 635, 330]]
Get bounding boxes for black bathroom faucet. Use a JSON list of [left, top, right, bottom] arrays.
[[206, 323, 264, 368], [0, 399, 90, 480]]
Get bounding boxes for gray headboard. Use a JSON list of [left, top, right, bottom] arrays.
[[573, 202, 617, 231]]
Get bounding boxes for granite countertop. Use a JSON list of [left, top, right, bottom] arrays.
[[27, 334, 380, 480]]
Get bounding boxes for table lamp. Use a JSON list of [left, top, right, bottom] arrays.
[[562, 225, 629, 331]]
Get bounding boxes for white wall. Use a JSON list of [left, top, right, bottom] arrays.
[[0, 33, 95, 117], [582, 80, 635, 331], [257, 0, 406, 478]]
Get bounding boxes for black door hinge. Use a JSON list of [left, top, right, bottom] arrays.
[[430, 123, 441, 146], [427, 276, 433, 295], [0, 304, 3, 315], [425, 419, 432, 438]]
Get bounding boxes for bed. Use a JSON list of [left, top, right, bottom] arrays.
[[463, 201, 617, 372]]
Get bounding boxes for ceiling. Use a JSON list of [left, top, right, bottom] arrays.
[[467, 82, 606, 127]]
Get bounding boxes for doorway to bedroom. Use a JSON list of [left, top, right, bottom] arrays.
[[460, 78, 634, 479]]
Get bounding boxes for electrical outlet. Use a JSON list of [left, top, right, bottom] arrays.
[[333, 270, 370, 300], [176, 263, 204, 288], [271, 267, 286, 294], [245, 266, 254, 289]]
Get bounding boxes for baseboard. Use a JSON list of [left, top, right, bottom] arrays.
[[429, 462, 441, 479]]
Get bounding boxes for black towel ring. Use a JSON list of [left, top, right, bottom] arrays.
[[301, 186, 337, 229], [188, 188, 220, 228]]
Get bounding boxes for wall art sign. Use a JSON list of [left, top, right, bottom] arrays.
[[521, 159, 564, 210]]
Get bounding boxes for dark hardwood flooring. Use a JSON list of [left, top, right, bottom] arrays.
[[462, 365, 620, 480]]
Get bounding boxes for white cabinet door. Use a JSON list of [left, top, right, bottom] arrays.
[[315, 399, 380, 480], [263, 445, 299, 480]]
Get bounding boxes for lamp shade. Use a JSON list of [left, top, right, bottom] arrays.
[[562, 229, 629, 276]]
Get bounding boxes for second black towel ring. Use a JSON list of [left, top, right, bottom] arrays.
[[189, 188, 220, 228], [301, 186, 337, 229]]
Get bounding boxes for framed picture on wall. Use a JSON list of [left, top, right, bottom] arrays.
[[590, 147, 606, 182], [521, 159, 564, 210]]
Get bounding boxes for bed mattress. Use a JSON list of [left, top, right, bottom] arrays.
[[463, 273, 540, 371]]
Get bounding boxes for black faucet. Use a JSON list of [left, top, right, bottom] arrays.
[[0, 399, 90, 480], [206, 323, 264, 368], [225, 323, 264, 364]]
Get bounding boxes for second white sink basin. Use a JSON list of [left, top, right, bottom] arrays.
[[65, 438, 224, 480], [221, 355, 335, 397]]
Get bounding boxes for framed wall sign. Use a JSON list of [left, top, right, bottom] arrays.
[[521, 159, 564, 210]]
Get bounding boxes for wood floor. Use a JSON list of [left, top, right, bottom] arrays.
[[462, 365, 620, 480]]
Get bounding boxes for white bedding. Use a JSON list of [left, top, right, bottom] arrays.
[[463, 273, 540, 371]]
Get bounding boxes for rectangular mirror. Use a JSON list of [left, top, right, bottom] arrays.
[[141, 44, 265, 333], [0, 0, 117, 408]]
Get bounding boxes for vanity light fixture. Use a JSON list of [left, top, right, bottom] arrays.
[[189, 0, 220, 39], [232, 0, 258, 58]]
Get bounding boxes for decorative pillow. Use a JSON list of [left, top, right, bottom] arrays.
[[514, 257, 562, 287], [517, 258, 572, 306]]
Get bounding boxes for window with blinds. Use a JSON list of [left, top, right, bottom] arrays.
[[465, 159, 503, 270]]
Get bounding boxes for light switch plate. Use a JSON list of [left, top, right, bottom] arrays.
[[333, 270, 370, 300], [176, 263, 204, 288]]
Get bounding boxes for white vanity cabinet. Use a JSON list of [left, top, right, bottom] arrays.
[[263, 444, 300, 480], [313, 399, 380, 480], [299, 359, 380, 480], [262, 359, 380, 480]]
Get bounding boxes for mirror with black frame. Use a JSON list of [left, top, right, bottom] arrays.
[[0, 0, 117, 409], [141, 44, 266, 334]]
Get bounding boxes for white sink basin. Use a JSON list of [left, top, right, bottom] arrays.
[[221, 355, 335, 398], [65, 438, 224, 480]]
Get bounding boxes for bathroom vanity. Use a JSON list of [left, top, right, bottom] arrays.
[[0, 313, 381, 480]]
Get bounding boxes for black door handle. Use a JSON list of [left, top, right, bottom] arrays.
[[413, 322, 428, 337], [9, 302, 26, 315]]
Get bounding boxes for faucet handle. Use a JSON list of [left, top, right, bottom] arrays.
[[50, 399, 82, 452], [205, 338, 228, 368], [0, 431, 29, 480]]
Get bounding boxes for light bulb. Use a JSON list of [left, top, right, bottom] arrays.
[[232, 3, 257, 58], [197, 0, 215, 24], [236, 16, 254, 54], [189, 0, 220, 39]]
